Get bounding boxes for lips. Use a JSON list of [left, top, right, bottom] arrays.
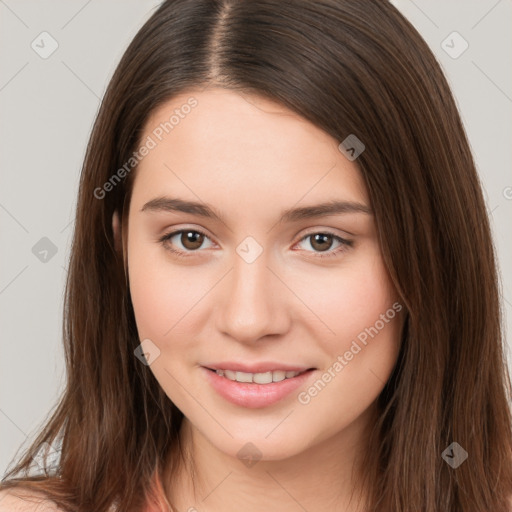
[[201, 363, 316, 408], [204, 362, 314, 385]]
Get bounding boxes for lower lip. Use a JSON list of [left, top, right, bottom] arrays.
[[202, 367, 315, 409]]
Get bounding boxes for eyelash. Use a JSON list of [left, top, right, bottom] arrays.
[[157, 228, 353, 259]]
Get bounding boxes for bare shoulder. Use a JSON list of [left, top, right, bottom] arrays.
[[0, 489, 65, 511]]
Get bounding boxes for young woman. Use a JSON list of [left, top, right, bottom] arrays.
[[1, 1, 511, 511]]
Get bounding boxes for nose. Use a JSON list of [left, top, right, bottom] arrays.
[[215, 252, 290, 345]]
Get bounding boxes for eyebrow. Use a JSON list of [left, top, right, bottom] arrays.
[[140, 196, 372, 223]]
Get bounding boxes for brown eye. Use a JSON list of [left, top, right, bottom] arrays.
[[295, 231, 353, 259], [309, 233, 335, 252], [159, 229, 214, 257], [179, 230, 205, 250]]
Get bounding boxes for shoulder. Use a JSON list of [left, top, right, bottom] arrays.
[[0, 489, 64, 511]]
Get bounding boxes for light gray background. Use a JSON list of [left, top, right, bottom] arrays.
[[1, 0, 511, 477]]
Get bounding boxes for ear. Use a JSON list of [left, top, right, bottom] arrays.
[[112, 210, 122, 253]]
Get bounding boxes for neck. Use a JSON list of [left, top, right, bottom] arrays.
[[165, 404, 377, 512]]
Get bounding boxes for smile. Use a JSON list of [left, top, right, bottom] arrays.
[[211, 368, 309, 384], [202, 366, 316, 408]]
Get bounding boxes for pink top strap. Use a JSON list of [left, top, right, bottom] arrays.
[[144, 469, 170, 512]]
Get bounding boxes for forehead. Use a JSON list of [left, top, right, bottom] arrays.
[[131, 88, 369, 215]]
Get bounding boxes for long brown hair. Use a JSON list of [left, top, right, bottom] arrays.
[[2, 1, 511, 511]]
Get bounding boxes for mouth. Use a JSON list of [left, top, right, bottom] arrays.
[[202, 365, 316, 409], [205, 367, 313, 384]]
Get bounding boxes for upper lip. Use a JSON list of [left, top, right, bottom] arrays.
[[203, 362, 315, 373]]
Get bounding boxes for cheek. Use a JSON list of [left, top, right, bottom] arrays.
[[127, 237, 192, 340], [292, 246, 399, 349], [127, 238, 217, 352], [304, 253, 402, 408], [293, 246, 403, 404], [296, 262, 402, 431]]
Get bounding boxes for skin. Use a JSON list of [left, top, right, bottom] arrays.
[[112, 87, 404, 512]]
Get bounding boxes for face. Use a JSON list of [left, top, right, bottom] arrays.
[[118, 87, 403, 461]]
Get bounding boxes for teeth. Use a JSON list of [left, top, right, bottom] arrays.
[[215, 368, 304, 383], [236, 371, 253, 383], [224, 369, 236, 380], [272, 370, 286, 382], [253, 372, 272, 384]]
